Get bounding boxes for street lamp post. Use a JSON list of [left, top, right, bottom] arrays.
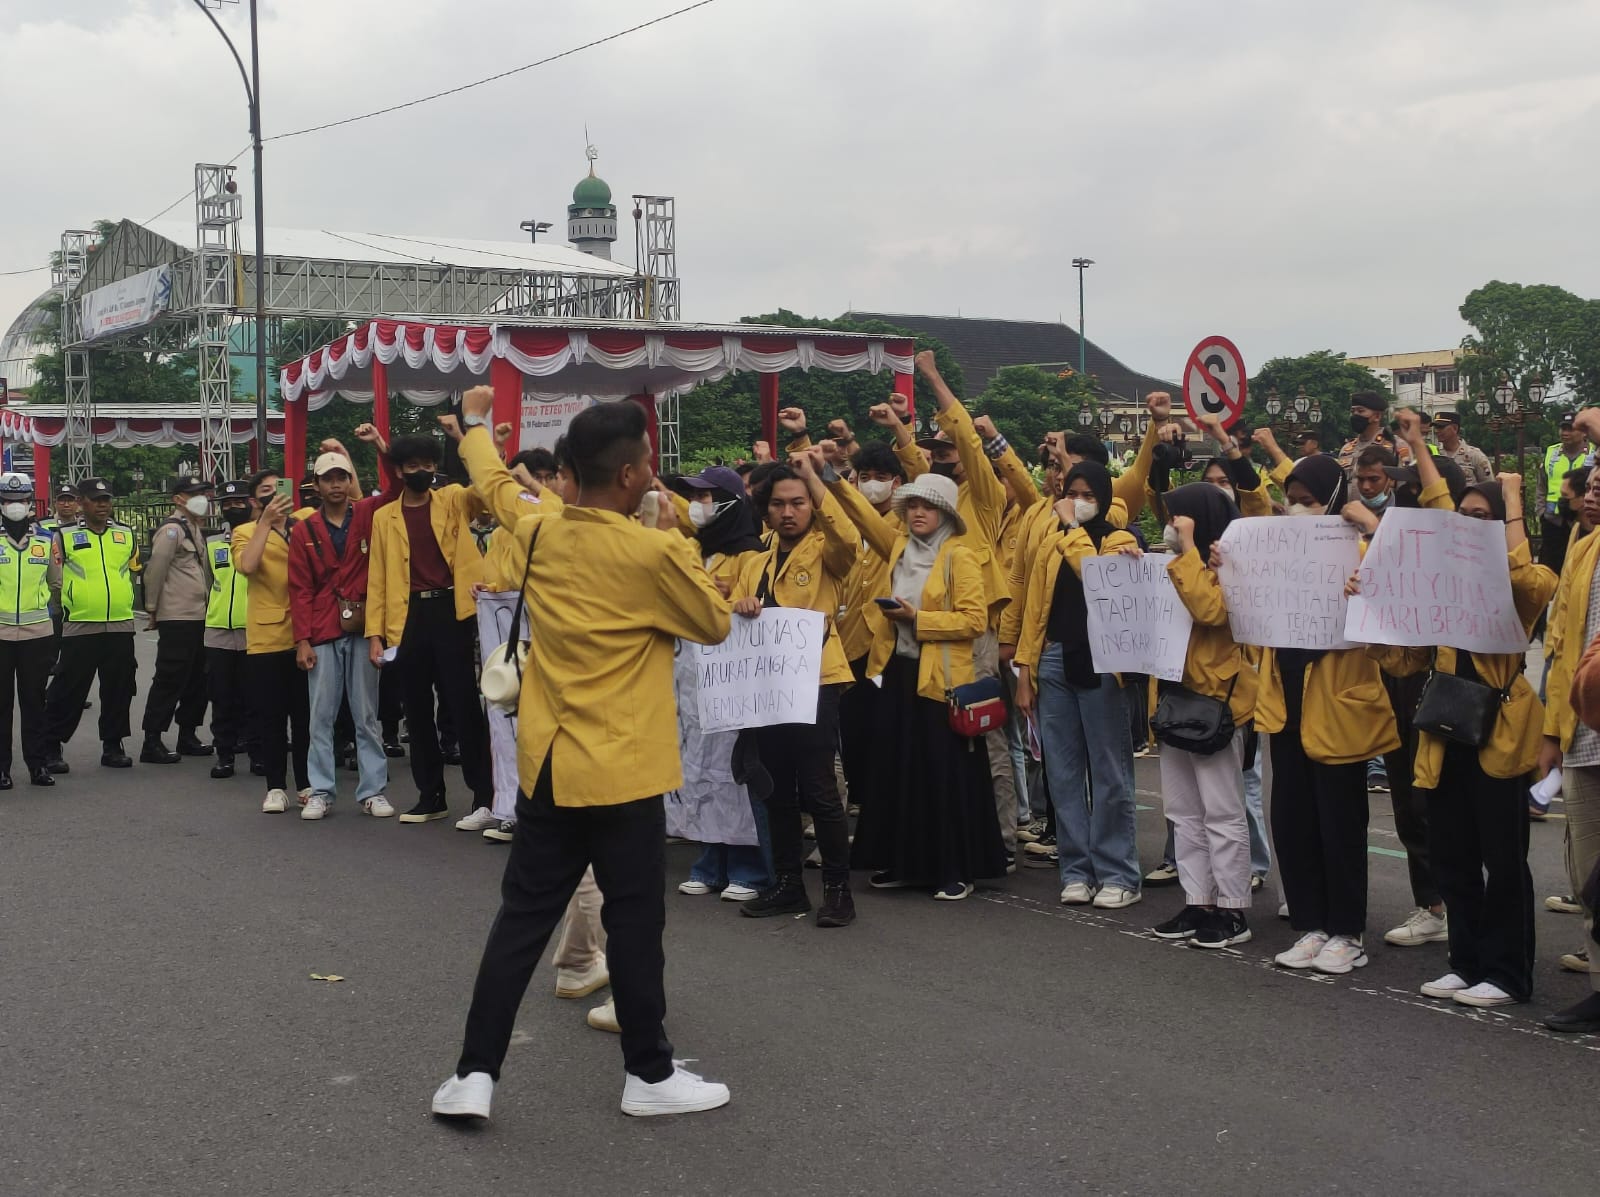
[[1071, 257, 1094, 378], [520, 220, 554, 243], [193, 0, 267, 454], [1264, 386, 1282, 430]]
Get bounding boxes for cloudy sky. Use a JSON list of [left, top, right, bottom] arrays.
[[3, 0, 1597, 386]]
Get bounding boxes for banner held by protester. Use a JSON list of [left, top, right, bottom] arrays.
[[1217, 516, 1361, 650], [696, 608, 825, 733], [1080, 554, 1194, 682]]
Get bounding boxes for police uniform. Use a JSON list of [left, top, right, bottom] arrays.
[[42, 478, 140, 769], [206, 481, 253, 777], [42, 484, 77, 668], [139, 476, 216, 760], [0, 473, 61, 785]]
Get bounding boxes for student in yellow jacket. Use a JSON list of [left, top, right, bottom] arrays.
[[727, 447, 858, 926], [827, 470, 1007, 900], [1365, 473, 1554, 1009], [1136, 482, 1260, 949]]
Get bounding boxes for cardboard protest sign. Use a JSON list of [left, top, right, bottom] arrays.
[[1217, 516, 1361, 650], [696, 608, 825, 733], [1080, 554, 1194, 682]]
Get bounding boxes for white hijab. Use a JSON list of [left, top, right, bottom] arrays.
[[890, 512, 956, 658]]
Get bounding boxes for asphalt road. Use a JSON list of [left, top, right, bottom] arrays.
[[4, 635, 1599, 1196]]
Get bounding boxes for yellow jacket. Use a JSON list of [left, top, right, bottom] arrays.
[[453, 427, 561, 617], [837, 504, 903, 664], [233, 511, 313, 655], [865, 539, 988, 702], [1253, 648, 1399, 764], [1015, 525, 1138, 673], [1166, 549, 1258, 725], [1543, 528, 1600, 748], [494, 506, 730, 806], [365, 485, 476, 643], [1372, 542, 1555, 783], [728, 486, 857, 686], [935, 401, 1008, 611]]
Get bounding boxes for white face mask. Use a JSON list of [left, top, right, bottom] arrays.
[[1072, 498, 1098, 526], [1162, 524, 1185, 552], [859, 479, 895, 506], [186, 496, 210, 518], [687, 499, 714, 529], [1286, 502, 1319, 518], [1217, 484, 1236, 502], [1, 502, 29, 523]]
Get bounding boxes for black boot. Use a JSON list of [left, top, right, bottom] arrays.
[[398, 790, 450, 824], [139, 735, 180, 765], [0, 770, 12, 791], [816, 881, 856, 928], [101, 740, 133, 768], [441, 739, 462, 766], [43, 743, 69, 774], [382, 735, 405, 759], [741, 873, 811, 918], [176, 729, 214, 757], [29, 767, 54, 787], [211, 752, 235, 780], [249, 756, 266, 776]]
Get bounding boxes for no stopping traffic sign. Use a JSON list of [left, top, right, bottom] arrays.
[[1182, 335, 1248, 428]]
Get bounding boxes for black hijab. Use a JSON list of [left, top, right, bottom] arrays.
[[1459, 481, 1507, 523], [1064, 461, 1115, 549], [1287, 454, 1347, 510], [697, 486, 765, 560], [1163, 481, 1239, 560]]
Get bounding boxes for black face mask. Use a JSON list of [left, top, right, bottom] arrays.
[[402, 470, 435, 494], [929, 460, 959, 480], [1350, 412, 1371, 435], [221, 505, 251, 528]]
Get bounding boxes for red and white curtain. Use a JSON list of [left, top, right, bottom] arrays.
[[0, 408, 283, 447]]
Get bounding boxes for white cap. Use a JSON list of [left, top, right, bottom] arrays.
[[313, 452, 356, 478]]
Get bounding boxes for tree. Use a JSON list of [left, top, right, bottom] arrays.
[[1243, 350, 1392, 445], [1458, 281, 1586, 406], [968, 365, 1093, 454]]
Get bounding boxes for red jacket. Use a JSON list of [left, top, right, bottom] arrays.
[[288, 474, 400, 646]]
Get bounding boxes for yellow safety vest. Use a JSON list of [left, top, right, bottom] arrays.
[[0, 531, 54, 626], [1546, 445, 1588, 504], [60, 521, 137, 623], [205, 532, 248, 631]]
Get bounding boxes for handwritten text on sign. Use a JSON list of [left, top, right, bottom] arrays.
[[1217, 516, 1361, 650], [697, 608, 825, 733], [1345, 506, 1526, 654], [1080, 555, 1194, 682]]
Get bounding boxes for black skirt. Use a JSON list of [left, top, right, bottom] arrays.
[[850, 654, 1008, 885]]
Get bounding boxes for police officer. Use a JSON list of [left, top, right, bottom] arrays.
[[0, 472, 60, 787], [42, 478, 140, 771], [1542, 412, 1594, 551], [1338, 391, 1396, 475], [139, 475, 216, 763], [206, 481, 253, 779], [39, 485, 79, 537]]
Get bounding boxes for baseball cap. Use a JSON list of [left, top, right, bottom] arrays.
[[170, 474, 211, 495], [1560, 412, 1578, 431], [77, 478, 113, 499], [312, 452, 356, 478], [669, 465, 748, 499], [218, 479, 250, 500], [55, 484, 76, 500]]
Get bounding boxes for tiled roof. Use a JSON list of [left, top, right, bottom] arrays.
[[843, 311, 1178, 400]]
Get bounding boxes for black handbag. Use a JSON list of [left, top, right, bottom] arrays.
[[1151, 675, 1239, 756], [1412, 657, 1507, 748]]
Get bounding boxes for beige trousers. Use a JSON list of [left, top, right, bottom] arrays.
[[973, 629, 1017, 854], [552, 866, 606, 971], [1564, 766, 1600, 993]]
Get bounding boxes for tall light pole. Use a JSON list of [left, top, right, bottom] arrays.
[[520, 220, 554, 243], [1071, 257, 1094, 378], [193, 0, 267, 456]]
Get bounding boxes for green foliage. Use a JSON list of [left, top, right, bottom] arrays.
[[679, 442, 755, 475], [967, 365, 1093, 454], [1241, 350, 1391, 446], [1458, 281, 1584, 401]]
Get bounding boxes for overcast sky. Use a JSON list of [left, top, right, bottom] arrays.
[[3, 0, 1597, 386]]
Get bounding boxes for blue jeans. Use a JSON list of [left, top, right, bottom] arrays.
[[1245, 743, 1271, 877], [1037, 645, 1140, 891], [1004, 667, 1033, 822], [307, 634, 386, 802], [690, 795, 773, 889]]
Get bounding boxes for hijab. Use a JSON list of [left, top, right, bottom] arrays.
[[1459, 481, 1508, 523], [890, 507, 957, 658], [1287, 454, 1346, 511], [1064, 461, 1115, 549], [696, 485, 765, 563], [1163, 481, 1239, 560]]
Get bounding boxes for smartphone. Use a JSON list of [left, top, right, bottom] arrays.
[[274, 477, 294, 503], [873, 597, 901, 610]]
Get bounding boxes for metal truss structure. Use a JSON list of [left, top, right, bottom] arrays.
[[632, 196, 679, 321], [54, 231, 94, 480], [195, 163, 242, 483]]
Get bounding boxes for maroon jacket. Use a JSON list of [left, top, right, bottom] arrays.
[[288, 470, 400, 646]]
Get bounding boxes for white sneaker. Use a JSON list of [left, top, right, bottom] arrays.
[[678, 879, 714, 896], [1384, 907, 1448, 946], [454, 807, 498, 831], [261, 788, 288, 814], [720, 882, 760, 902], [1420, 972, 1470, 999], [361, 796, 395, 818], [620, 1062, 731, 1117], [483, 820, 515, 843], [1454, 981, 1517, 1008], [297, 787, 313, 807], [301, 794, 329, 821], [1312, 934, 1368, 975], [1092, 886, 1142, 909], [555, 953, 609, 999], [1277, 902, 1290, 920], [1059, 882, 1096, 905], [1274, 930, 1330, 969], [431, 1071, 493, 1120], [587, 997, 620, 1033]]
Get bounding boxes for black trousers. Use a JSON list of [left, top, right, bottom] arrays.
[[0, 636, 55, 771], [753, 683, 850, 885], [1425, 745, 1536, 1000], [142, 620, 208, 736], [837, 656, 878, 809], [206, 646, 251, 755], [1270, 733, 1370, 936], [456, 758, 674, 1084], [1382, 671, 1439, 908], [397, 596, 491, 806], [248, 649, 310, 792], [45, 631, 136, 748], [378, 664, 403, 740]]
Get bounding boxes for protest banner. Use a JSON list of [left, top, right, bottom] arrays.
[[664, 647, 758, 846], [475, 591, 526, 821], [1217, 516, 1361, 650], [696, 608, 825, 733], [1080, 554, 1194, 682], [1344, 506, 1527, 654]]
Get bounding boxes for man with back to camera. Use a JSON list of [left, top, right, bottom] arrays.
[[139, 475, 218, 764]]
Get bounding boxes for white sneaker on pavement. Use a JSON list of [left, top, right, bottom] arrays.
[[301, 794, 329, 821], [361, 796, 395, 818], [555, 953, 609, 999], [261, 788, 288, 814], [720, 882, 760, 902], [454, 807, 498, 831], [1384, 907, 1447, 946], [1091, 886, 1142, 909], [483, 820, 515, 843], [587, 997, 619, 1033], [431, 1071, 493, 1120], [1453, 981, 1517, 1008], [1420, 972, 1470, 999], [677, 879, 714, 895], [1059, 882, 1096, 905], [1273, 930, 1330, 969], [620, 1062, 730, 1117], [297, 787, 313, 807], [1311, 934, 1368, 975]]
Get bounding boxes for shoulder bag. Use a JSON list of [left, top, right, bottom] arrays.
[[1412, 651, 1507, 748], [937, 553, 1006, 739], [305, 517, 365, 635], [480, 523, 541, 713], [1151, 673, 1240, 756]]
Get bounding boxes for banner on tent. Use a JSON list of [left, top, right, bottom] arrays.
[[1345, 506, 1526, 654], [1080, 554, 1194, 682], [1217, 516, 1361, 650], [80, 266, 172, 342], [476, 591, 528, 820], [696, 608, 825, 733], [519, 397, 597, 451]]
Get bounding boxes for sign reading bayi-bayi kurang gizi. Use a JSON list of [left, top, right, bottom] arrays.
[[1216, 516, 1362, 651]]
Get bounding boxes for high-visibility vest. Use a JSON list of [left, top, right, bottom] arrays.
[[0, 531, 55, 626], [60, 521, 137, 623], [1547, 445, 1589, 504], [204, 532, 248, 631], [36, 517, 60, 536]]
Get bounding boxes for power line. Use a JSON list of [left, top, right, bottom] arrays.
[[266, 0, 722, 142]]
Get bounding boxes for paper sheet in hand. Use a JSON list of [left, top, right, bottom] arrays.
[[475, 591, 527, 820], [1216, 516, 1360, 650], [1080, 554, 1194, 682], [696, 608, 825, 733], [1344, 506, 1527, 654]]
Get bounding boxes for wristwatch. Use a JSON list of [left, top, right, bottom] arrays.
[[462, 412, 490, 430]]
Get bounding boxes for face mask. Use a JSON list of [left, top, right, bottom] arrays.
[[1360, 490, 1391, 511], [1162, 524, 1184, 552], [1217, 485, 1236, 502], [1072, 498, 1098, 526], [929, 460, 958, 480], [403, 470, 434, 494], [1286, 502, 1319, 518], [859, 479, 894, 506], [1, 502, 29, 523], [221, 505, 251, 528], [687, 500, 714, 529], [1350, 413, 1371, 435], [186, 496, 210, 518]]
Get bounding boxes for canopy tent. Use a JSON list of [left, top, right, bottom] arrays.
[[278, 317, 918, 484], [0, 405, 286, 500]]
